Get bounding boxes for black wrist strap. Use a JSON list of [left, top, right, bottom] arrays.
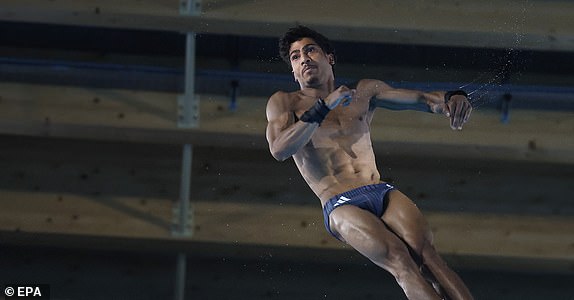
[[300, 98, 330, 124], [444, 90, 468, 103]]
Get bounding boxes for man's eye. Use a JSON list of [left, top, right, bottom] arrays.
[[291, 54, 299, 61], [310, 46, 320, 53]]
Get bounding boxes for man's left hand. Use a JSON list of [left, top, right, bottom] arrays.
[[444, 95, 472, 130]]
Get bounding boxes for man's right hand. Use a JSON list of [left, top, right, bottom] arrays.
[[324, 85, 356, 110]]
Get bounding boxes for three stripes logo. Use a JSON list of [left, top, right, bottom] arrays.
[[334, 195, 352, 207]]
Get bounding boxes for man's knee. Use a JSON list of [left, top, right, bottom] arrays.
[[404, 228, 434, 257], [420, 239, 451, 270], [385, 244, 422, 280]]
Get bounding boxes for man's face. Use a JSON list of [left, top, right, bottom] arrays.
[[288, 37, 334, 88]]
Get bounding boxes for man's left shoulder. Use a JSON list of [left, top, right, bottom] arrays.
[[359, 78, 391, 87], [341, 79, 373, 89]]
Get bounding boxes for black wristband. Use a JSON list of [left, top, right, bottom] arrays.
[[444, 90, 468, 103], [300, 98, 330, 124]]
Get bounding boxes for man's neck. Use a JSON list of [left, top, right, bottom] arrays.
[[299, 80, 335, 99]]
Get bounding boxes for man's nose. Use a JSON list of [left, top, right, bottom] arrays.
[[300, 53, 311, 64]]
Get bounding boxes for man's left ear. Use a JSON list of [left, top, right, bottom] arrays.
[[328, 54, 335, 65]]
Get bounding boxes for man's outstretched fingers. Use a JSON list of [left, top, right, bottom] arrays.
[[463, 105, 472, 124]]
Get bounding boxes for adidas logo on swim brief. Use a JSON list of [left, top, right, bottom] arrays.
[[334, 195, 351, 207]]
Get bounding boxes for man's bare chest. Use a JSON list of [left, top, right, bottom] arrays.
[[293, 98, 369, 126]]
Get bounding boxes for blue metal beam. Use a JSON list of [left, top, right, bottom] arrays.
[[1, 58, 573, 111]]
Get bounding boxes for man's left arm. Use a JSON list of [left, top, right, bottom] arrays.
[[368, 79, 472, 130]]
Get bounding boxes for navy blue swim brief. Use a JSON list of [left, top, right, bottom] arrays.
[[322, 183, 395, 240]]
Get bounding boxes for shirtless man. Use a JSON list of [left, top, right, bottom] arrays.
[[265, 26, 473, 300]]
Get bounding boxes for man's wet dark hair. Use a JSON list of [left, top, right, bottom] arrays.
[[279, 25, 336, 67]]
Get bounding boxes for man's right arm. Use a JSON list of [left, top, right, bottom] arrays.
[[265, 92, 318, 161]]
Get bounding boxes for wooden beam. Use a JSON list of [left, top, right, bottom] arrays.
[[0, 0, 573, 51], [0, 83, 572, 164], [0, 190, 572, 273], [0, 135, 570, 216]]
